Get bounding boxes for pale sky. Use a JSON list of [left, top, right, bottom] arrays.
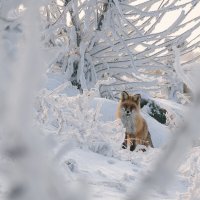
[[132, 0, 200, 52], [152, 1, 200, 35]]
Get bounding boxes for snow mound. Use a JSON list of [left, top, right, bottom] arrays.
[[91, 97, 170, 148], [35, 90, 170, 163], [34, 77, 195, 200]]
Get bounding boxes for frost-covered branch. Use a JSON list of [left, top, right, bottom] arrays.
[[42, 0, 200, 100]]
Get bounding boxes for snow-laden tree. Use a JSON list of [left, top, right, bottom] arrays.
[[42, 0, 200, 100]]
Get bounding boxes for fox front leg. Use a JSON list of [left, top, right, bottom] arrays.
[[130, 135, 136, 151], [122, 133, 128, 149]]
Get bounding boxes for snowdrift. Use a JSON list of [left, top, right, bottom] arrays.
[[91, 97, 170, 148], [33, 76, 200, 200]]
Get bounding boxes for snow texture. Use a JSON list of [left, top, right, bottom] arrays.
[[31, 73, 200, 200]]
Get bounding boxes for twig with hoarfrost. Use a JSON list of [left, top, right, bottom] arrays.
[[0, 1, 85, 200]]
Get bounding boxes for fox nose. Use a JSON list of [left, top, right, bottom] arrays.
[[126, 111, 130, 114]]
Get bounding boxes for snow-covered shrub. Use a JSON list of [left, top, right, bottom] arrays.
[[141, 98, 167, 125], [35, 87, 125, 157]]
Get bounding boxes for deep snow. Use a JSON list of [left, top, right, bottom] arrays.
[[33, 73, 200, 200]]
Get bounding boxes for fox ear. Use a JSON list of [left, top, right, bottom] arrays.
[[133, 94, 141, 104], [121, 91, 129, 101]]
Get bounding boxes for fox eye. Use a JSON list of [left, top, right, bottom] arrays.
[[130, 105, 135, 110]]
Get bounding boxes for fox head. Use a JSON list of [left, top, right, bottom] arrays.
[[120, 91, 141, 116]]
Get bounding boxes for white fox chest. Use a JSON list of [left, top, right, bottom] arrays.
[[121, 113, 135, 134]]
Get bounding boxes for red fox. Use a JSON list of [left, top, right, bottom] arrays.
[[116, 91, 154, 151]]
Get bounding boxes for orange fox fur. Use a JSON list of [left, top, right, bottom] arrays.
[[116, 91, 153, 150]]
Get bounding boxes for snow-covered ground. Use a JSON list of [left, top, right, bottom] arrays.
[[34, 73, 200, 200]]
